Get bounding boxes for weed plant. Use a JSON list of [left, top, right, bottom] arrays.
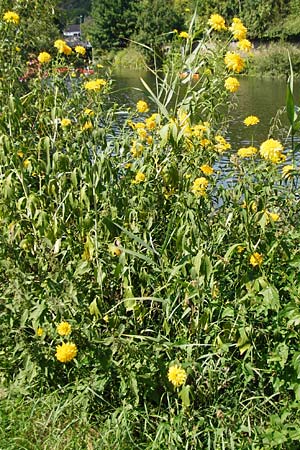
[[1, 6, 300, 449]]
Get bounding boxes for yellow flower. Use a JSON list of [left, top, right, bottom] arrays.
[[208, 14, 227, 31], [15, 46, 21, 52], [168, 365, 187, 387], [17, 151, 24, 158], [130, 141, 144, 158], [54, 39, 66, 52], [200, 164, 214, 175], [75, 45, 86, 56], [3, 11, 20, 25], [237, 39, 253, 52], [179, 31, 190, 38], [97, 63, 103, 68], [36, 327, 43, 336], [84, 108, 94, 116], [250, 252, 263, 267], [38, 52, 51, 64], [61, 118, 72, 127], [55, 342, 77, 363], [108, 242, 122, 256], [137, 128, 148, 140], [229, 18, 247, 40], [224, 52, 245, 73], [243, 115, 259, 126], [237, 146, 257, 158], [23, 159, 30, 168], [132, 172, 146, 184], [57, 321, 72, 336], [191, 177, 209, 196], [84, 79, 107, 91], [136, 100, 149, 113], [259, 139, 285, 164], [82, 120, 93, 131], [224, 77, 240, 93], [266, 211, 280, 222], [282, 165, 294, 178], [215, 135, 231, 153]]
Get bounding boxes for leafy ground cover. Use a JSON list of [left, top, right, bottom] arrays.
[[1, 7, 300, 450]]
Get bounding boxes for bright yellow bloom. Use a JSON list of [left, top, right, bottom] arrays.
[[82, 120, 93, 131], [265, 211, 280, 222], [224, 77, 240, 93], [54, 39, 66, 51], [84, 79, 107, 91], [237, 146, 258, 158], [136, 100, 149, 113], [15, 46, 21, 52], [17, 151, 24, 158], [63, 44, 72, 55], [229, 18, 247, 40], [137, 128, 148, 140], [250, 252, 263, 267], [168, 365, 187, 387], [3, 11, 20, 25], [179, 31, 190, 38], [208, 14, 227, 31], [259, 139, 285, 164], [36, 327, 43, 336], [237, 39, 253, 52], [57, 321, 72, 336], [38, 52, 51, 64], [282, 164, 294, 178], [84, 108, 94, 116], [75, 45, 86, 56], [215, 135, 231, 153], [130, 141, 144, 158], [224, 52, 245, 73], [132, 172, 146, 184], [61, 118, 72, 127], [191, 177, 209, 196], [55, 342, 77, 363], [23, 159, 30, 168], [243, 115, 260, 126], [200, 164, 214, 175]]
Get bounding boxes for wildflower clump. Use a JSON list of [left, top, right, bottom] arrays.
[[191, 177, 209, 196], [224, 52, 245, 73], [224, 77, 240, 93], [243, 115, 260, 126], [55, 342, 77, 363], [208, 14, 227, 31], [259, 139, 285, 164], [237, 146, 257, 158], [75, 45, 86, 56], [3, 11, 20, 25], [84, 79, 107, 91], [132, 172, 146, 184], [229, 17, 247, 41], [250, 252, 263, 267], [136, 100, 149, 113], [168, 365, 187, 387], [38, 52, 51, 64], [57, 321, 72, 336]]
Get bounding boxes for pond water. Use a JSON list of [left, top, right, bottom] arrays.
[[111, 69, 298, 151]]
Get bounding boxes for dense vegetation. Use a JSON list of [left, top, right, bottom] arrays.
[[1, 2, 300, 449]]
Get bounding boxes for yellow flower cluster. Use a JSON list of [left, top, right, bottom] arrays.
[[249, 252, 263, 267], [215, 135, 231, 153], [208, 14, 227, 31], [224, 52, 245, 73], [3, 11, 20, 25], [200, 164, 214, 175], [237, 39, 253, 53], [57, 321, 72, 336], [179, 31, 190, 39], [237, 146, 257, 158], [224, 77, 240, 93], [54, 39, 72, 55], [168, 365, 187, 387], [38, 52, 51, 64], [243, 115, 260, 126], [61, 118, 72, 127], [136, 100, 149, 113], [229, 18, 247, 41], [75, 45, 86, 56], [130, 141, 144, 158], [132, 172, 146, 184], [191, 177, 209, 196], [56, 342, 77, 363], [259, 139, 285, 164], [84, 79, 107, 91]]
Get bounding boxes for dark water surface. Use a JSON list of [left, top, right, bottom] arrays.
[[111, 69, 299, 150]]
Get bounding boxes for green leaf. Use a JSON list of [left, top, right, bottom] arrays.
[[179, 384, 190, 408]]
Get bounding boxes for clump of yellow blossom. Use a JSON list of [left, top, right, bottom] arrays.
[[179, 31, 190, 38], [82, 120, 93, 131], [84, 108, 94, 116], [75, 45, 86, 56], [168, 365, 187, 387], [132, 172, 146, 184], [224, 77, 240, 93], [136, 100, 149, 113], [229, 18, 247, 41], [243, 115, 260, 126], [84, 79, 107, 91], [224, 52, 245, 73], [237, 146, 257, 158], [200, 164, 214, 175], [38, 52, 51, 64], [130, 141, 144, 158], [237, 39, 253, 52], [57, 321, 72, 336], [3, 11, 20, 25], [215, 135, 231, 153], [259, 139, 285, 164], [191, 177, 209, 196], [208, 14, 227, 31], [250, 252, 263, 267], [264, 210, 280, 223], [61, 118, 72, 127], [54, 39, 66, 51], [55, 342, 77, 363], [36, 327, 43, 336]]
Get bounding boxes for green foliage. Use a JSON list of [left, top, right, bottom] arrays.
[[248, 43, 300, 78], [1, 6, 300, 449], [113, 45, 148, 70]]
